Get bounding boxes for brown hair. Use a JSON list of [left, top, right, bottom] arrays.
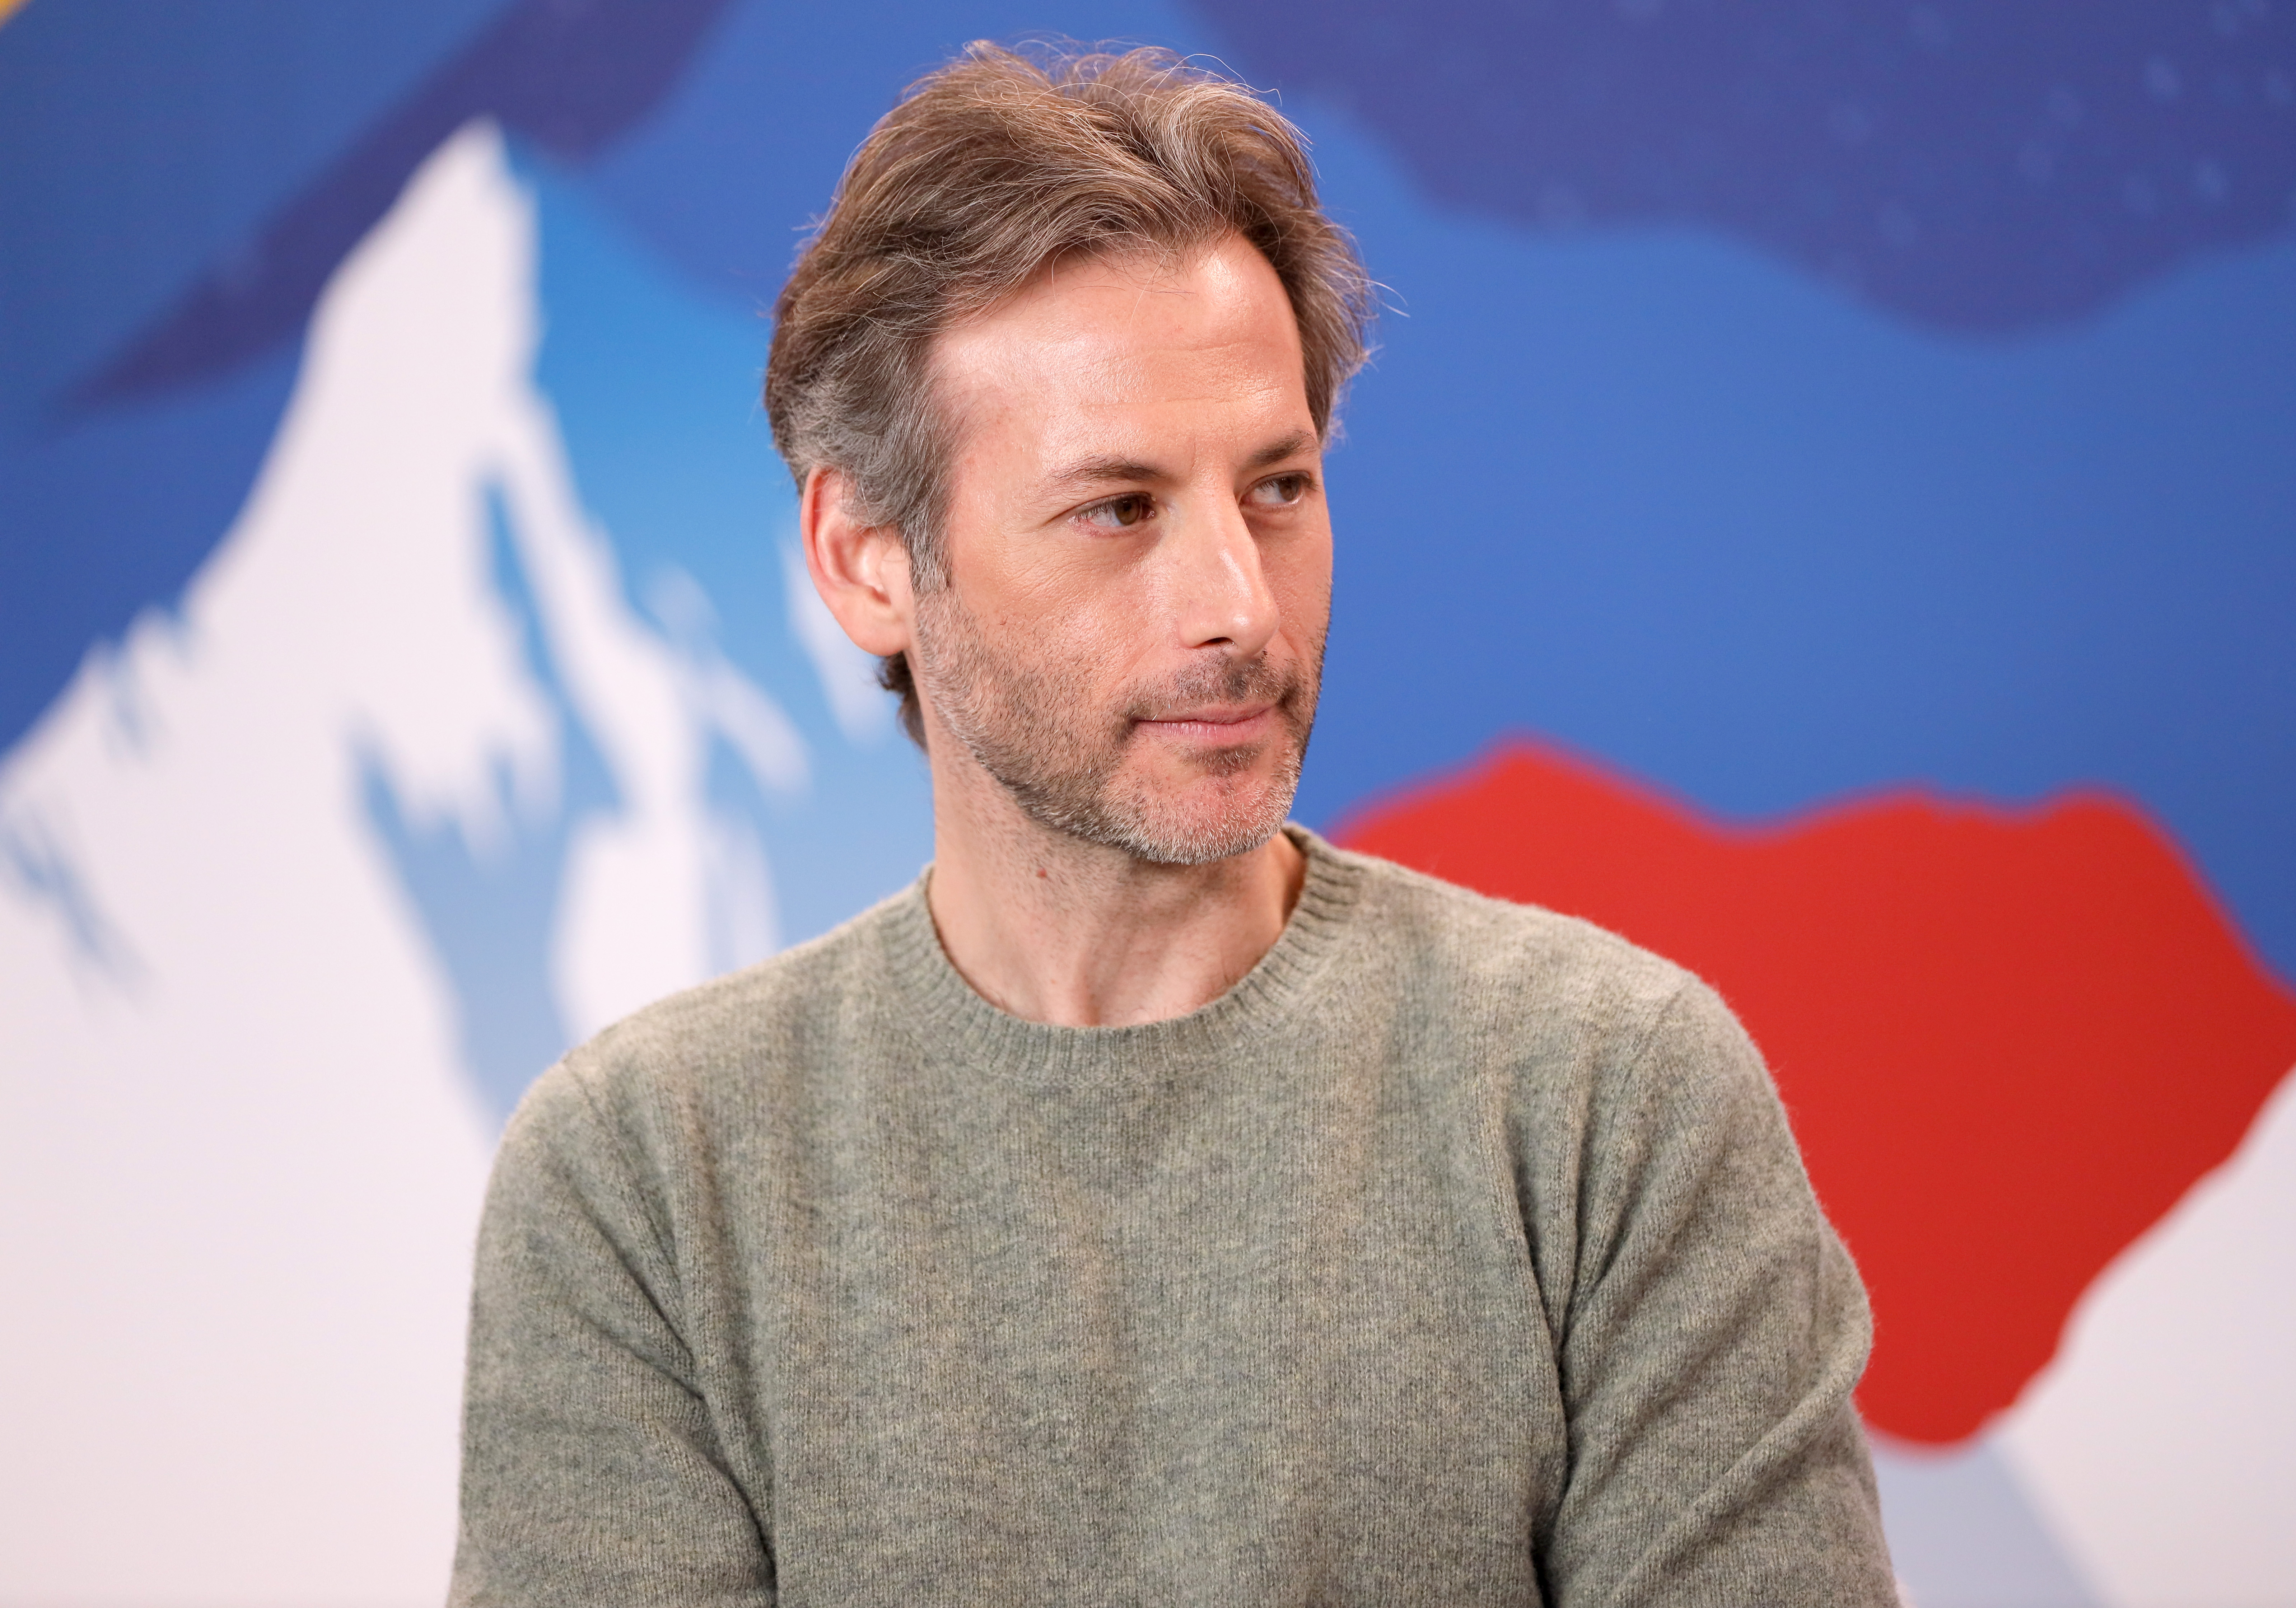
[[764, 40, 1374, 743]]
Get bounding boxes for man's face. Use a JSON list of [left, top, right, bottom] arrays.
[[913, 234, 1332, 866]]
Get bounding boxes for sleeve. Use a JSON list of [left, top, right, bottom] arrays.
[[449, 1063, 776, 1607], [1540, 980, 1900, 1608]]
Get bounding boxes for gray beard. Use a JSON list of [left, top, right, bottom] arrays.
[[910, 587, 1321, 866]]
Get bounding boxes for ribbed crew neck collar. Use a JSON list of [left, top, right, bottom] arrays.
[[874, 826, 1366, 1082]]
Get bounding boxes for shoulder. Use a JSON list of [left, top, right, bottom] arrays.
[[1310, 839, 1827, 1299], [500, 883, 919, 1177], [1313, 832, 1717, 1046], [1305, 832, 1778, 1153]]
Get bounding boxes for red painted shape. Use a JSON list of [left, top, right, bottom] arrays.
[[1335, 739, 2296, 1445]]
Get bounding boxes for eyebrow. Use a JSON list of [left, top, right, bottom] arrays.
[[1244, 430, 1320, 473], [1040, 430, 1320, 495]]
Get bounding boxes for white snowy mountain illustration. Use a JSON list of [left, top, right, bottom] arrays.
[[0, 120, 898, 1603]]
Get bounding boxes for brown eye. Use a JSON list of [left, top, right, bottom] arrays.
[[1247, 473, 1310, 508], [1083, 494, 1155, 529]]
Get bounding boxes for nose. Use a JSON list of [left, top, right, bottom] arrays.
[[1168, 496, 1278, 660]]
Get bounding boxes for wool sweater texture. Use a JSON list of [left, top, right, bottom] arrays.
[[452, 828, 1898, 1605]]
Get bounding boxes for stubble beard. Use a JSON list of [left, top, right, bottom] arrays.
[[910, 587, 1322, 866]]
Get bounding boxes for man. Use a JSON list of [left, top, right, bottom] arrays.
[[452, 43, 1899, 1605]]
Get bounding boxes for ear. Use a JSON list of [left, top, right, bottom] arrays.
[[800, 467, 914, 657]]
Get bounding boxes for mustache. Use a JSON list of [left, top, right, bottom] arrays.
[[1120, 654, 1304, 723]]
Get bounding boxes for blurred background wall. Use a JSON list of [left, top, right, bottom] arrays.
[[3, 1, 2291, 1603]]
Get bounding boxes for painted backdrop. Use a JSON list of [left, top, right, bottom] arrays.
[[3, 2, 2291, 1604]]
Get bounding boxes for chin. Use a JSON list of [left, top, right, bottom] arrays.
[[1090, 764, 1299, 866]]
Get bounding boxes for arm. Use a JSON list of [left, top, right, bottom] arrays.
[[451, 1065, 775, 1606], [1543, 980, 1898, 1607]]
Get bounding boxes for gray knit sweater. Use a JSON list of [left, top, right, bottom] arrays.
[[451, 829, 1897, 1605]]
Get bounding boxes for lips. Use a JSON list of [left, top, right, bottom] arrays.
[[1135, 704, 1278, 741]]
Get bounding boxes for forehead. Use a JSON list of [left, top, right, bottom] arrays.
[[932, 236, 1311, 455]]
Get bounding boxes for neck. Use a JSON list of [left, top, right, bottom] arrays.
[[921, 736, 1307, 1029]]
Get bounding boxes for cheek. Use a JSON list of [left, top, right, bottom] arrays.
[[1011, 556, 1167, 665], [973, 573, 1142, 690], [1270, 539, 1335, 634], [1052, 594, 1158, 683]]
